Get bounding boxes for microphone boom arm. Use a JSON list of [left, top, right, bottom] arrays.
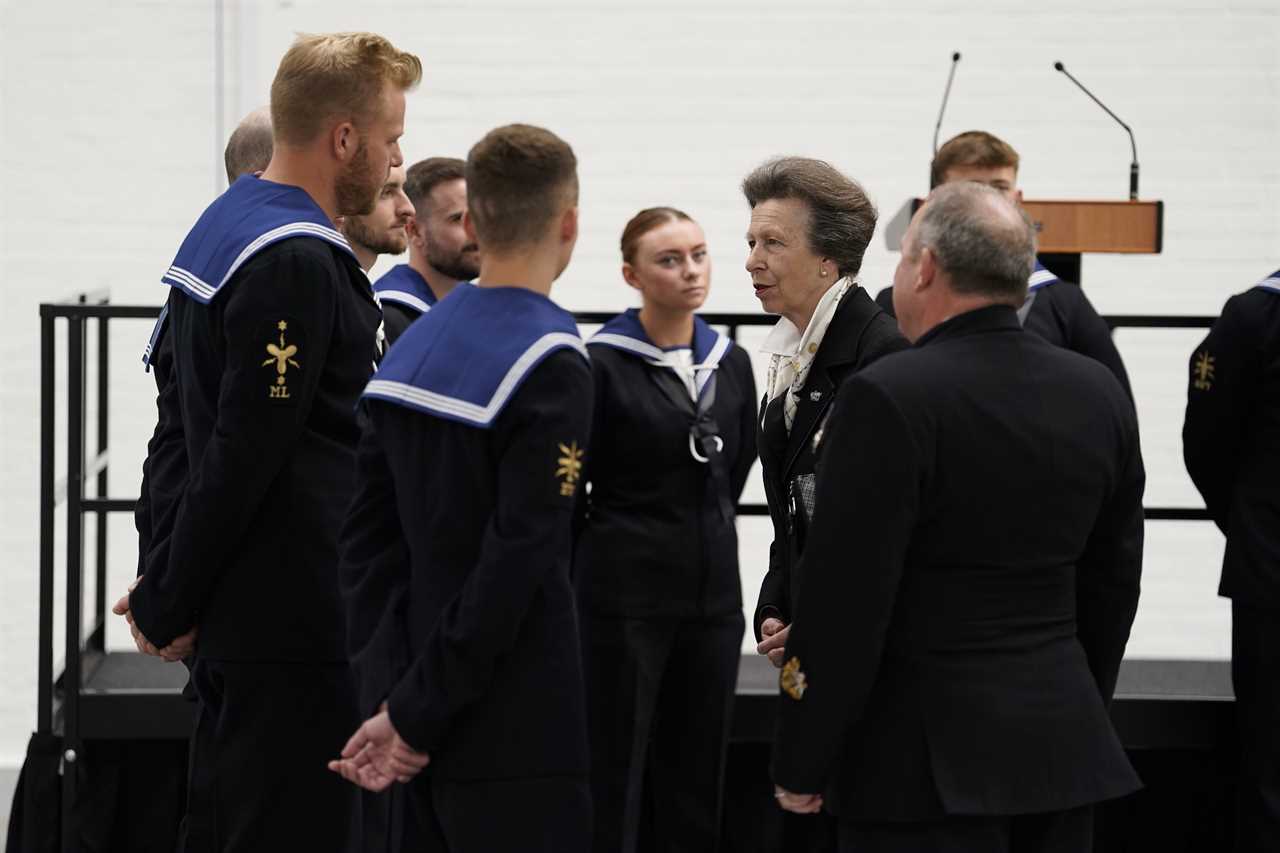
[[933, 52, 962, 155], [1054, 61, 1139, 199]]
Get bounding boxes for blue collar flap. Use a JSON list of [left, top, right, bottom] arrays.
[[1028, 261, 1060, 293], [363, 286, 587, 428], [141, 302, 170, 370], [589, 309, 730, 400], [160, 175, 354, 304], [373, 264, 438, 314], [1256, 269, 1280, 294]]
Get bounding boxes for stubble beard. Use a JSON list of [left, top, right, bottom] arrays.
[[334, 138, 380, 217], [426, 234, 481, 282], [343, 216, 408, 257]]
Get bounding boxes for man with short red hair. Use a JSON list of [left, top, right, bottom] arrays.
[[115, 32, 421, 852]]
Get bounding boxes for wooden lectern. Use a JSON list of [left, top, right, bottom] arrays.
[[884, 198, 1163, 284]]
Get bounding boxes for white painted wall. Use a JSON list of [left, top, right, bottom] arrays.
[[0, 0, 1276, 767]]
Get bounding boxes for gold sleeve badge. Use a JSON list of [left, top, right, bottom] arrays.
[[556, 441, 585, 497], [262, 320, 301, 399], [1192, 350, 1214, 391], [781, 656, 808, 701]]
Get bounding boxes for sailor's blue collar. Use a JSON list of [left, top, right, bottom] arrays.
[[373, 264, 439, 314], [160, 175, 355, 304], [142, 302, 169, 369], [589, 309, 731, 400], [363, 285, 587, 428], [1028, 261, 1060, 292], [1256, 269, 1280, 294]]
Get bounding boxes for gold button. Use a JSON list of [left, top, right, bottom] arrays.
[[807, 342, 818, 354]]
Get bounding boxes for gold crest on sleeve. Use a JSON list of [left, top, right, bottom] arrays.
[[556, 441, 585, 497], [781, 656, 808, 701], [1192, 351, 1215, 392], [263, 320, 301, 399]]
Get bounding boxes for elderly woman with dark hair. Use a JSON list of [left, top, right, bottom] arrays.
[[746, 157, 908, 675]]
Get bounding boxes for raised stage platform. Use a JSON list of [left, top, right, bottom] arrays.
[[16, 652, 1237, 852]]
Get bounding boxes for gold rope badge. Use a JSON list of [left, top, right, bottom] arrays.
[[263, 320, 301, 399], [556, 441, 585, 497], [1192, 351, 1215, 391], [781, 657, 808, 701]]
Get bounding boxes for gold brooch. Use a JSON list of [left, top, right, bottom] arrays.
[[781, 656, 807, 701]]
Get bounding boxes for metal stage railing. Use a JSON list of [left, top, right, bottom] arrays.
[[36, 294, 1221, 849]]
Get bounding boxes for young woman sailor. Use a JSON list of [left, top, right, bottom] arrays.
[[575, 207, 758, 853]]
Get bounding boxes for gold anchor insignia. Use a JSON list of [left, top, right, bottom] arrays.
[[1192, 350, 1215, 391], [781, 656, 807, 701], [555, 441, 585, 497], [262, 320, 301, 399]]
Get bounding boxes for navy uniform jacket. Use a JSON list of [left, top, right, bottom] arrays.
[[340, 285, 593, 781], [129, 176, 382, 661], [576, 310, 757, 620], [135, 306, 200, 697], [372, 263, 439, 345], [754, 287, 907, 638], [135, 303, 186, 581], [1184, 271, 1280, 609], [875, 262, 1133, 399], [773, 305, 1143, 820]]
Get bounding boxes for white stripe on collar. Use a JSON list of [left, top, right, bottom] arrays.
[[1256, 275, 1280, 294], [696, 332, 732, 397], [590, 329, 731, 396], [164, 264, 216, 300], [590, 332, 666, 362], [375, 290, 433, 314], [162, 221, 354, 301], [141, 302, 170, 368], [1028, 267, 1059, 289], [364, 332, 587, 427]]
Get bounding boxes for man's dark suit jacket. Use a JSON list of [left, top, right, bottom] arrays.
[[773, 305, 1144, 821], [753, 287, 907, 639]]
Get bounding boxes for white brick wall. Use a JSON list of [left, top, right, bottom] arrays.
[[0, 0, 1276, 766]]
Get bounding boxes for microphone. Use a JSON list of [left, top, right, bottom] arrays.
[[932, 52, 962, 156], [1054, 61, 1139, 200]]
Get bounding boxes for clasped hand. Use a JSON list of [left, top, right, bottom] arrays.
[[756, 617, 790, 667], [111, 577, 197, 662], [774, 786, 824, 814], [329, 707, 430, 792]]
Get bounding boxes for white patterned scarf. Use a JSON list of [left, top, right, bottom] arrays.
[[761, 278, 853, 431]]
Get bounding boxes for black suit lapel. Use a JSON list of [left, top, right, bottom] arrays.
[[782, 370, 836, 477], [778, 287, 882, 478], [759, 393, 787, 471]]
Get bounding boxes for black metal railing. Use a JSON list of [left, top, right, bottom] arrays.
[[1105, 314, 1218, 521], [40, 289, 108, 848]]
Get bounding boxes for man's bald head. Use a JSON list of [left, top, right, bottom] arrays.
[[223, 107, 274, 185], [906, 181, 1036, 304]]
